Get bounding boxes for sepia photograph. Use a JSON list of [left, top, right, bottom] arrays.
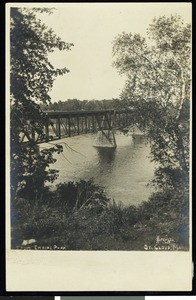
[[6, 2, 192, 292]]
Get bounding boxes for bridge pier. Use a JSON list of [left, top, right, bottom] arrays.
[[94, 130, 117, 148]]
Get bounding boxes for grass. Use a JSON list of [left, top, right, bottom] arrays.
[[11, 179, 189, 251]]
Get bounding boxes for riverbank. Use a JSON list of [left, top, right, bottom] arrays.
[[11, 179, 189, 251]]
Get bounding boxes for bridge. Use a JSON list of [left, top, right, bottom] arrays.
[[21, 109, 135, 148]]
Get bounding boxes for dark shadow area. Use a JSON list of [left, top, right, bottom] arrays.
[[0, 298, 54, 300], [96, 147, 116, 164], [132, 135, 146, 145]]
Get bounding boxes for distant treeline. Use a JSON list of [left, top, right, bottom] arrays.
[[40, 98, 123, 111]]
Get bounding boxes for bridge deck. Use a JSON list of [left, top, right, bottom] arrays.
[[21, 109, 135, 144]]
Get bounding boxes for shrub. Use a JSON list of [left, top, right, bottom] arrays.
[[55, 178, 109, 212]]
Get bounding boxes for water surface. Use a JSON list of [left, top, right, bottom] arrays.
[[42, 133, 155, 206]]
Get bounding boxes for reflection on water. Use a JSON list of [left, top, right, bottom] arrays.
[[132, 135, 145, 145], [96, 147, 116, 164], [43, 133, 155, 206], [96, 147, 116, 176]]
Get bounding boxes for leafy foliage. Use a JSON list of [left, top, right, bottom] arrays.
[[40, 98, 121, 112], [112, 15, 191, 173], [54, 178, 110, 212], [12, 182, 189, 250], [11, 179, 110, 248], [112, 15, 191, 243], [10, 7, 73, 198]]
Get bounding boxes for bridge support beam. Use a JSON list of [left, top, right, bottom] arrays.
[[92, 115, 95, 132], [45, 115, 49, 142], [38, 109, 134, 144], [77, 116, 80, 135], [85, 115, 88, 134], [68, 116, 71, 137], [57, 116, 61, 139]]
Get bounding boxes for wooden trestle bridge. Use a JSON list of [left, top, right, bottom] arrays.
[[21, 109, 135, 148]]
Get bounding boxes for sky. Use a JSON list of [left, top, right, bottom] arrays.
[[33, 3, 191, 102]]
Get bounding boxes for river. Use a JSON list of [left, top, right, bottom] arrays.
[[42, 132, 155, 206]]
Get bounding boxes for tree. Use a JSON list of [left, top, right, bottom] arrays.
[[113, 15, 191, 174], [10, 7, 73, 200], [113, 15, 191, 242]]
